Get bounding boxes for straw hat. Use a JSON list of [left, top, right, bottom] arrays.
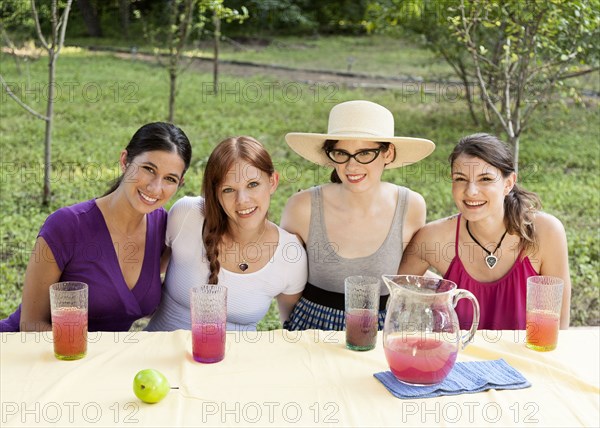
[[285, 100, 435, 168]]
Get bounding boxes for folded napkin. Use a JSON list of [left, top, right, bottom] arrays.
[[374, 359, 530, 399]]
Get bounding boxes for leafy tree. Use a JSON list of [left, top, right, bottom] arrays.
[[304, 0, 369, 34], [0, 0, 74, 205], [224, 0, 316, 35], [202, 0, 248, 94], [450, 0, 599, 170], [137, 0, 247, 121], [75, 0, 101, 37], [366, 0, 599, 171], [365, 0, 481, 125], [224, 0, 368, 35]]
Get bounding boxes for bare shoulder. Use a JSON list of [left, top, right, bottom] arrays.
[[406, 188, 426, 209], [416, 214, 459, 242], [283, 187, 312, 213], [281, 187, 314, 242], [534, 211, 567, 238]]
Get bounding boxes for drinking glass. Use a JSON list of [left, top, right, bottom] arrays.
[[190, 285, 227, 363], [345, 276, 381, 351], [50, 282, 88, 360], [526, 276, 564, 352]]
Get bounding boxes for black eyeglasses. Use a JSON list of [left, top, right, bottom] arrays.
[[325, 148, 382, 164]]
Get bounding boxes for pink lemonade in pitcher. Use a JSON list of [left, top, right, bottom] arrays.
[[526, 310, 560, 351], [384, 336, 457, 385], [52, 308, 88, 360], [192, 323, 226, 363]]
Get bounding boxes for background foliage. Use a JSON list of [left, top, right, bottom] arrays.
[[1, 1, 598, 327]]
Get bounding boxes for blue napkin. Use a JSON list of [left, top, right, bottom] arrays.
[[374, 359, 531, 399]]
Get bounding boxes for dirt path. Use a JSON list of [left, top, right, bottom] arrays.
[[107, 48, 454, 93], [84, 47, 599, 99]]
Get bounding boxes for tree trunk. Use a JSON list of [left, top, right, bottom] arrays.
[[43, 51, 56, 205], [456, 61, 479, 126], [119, 0, 129, 39], [511, 134, 520, 175], [213, 15, 220, 94], [76, 0, 102, 37], [168, 70, 176, 122]]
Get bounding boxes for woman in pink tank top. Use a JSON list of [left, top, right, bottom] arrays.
[[399, 133, 571, 330]]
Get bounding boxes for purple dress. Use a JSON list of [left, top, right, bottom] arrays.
[[444, 214, 538, 330], [0, 199, 167, 332]]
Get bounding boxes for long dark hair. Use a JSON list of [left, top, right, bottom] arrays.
[[202, 136, 275, 284], [104, 122, 192, 196], [449, 133, 541, 255], [322, 139, 394, 183]]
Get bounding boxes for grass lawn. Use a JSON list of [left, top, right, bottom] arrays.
[[1, 36, 598, 328]]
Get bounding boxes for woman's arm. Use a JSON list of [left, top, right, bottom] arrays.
[[20, 237, 62, 331], [536, 213, 572, 329], [160, 246, 172, 275], [398, 226, 432, 276], [402, 190, 427, 249], [276, 292, 303, 323], [280, 190, 311, 245]]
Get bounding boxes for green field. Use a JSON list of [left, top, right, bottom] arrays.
[[1, 36, 598, 327]]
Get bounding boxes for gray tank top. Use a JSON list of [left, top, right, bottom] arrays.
[[306, 185, 409, 295]]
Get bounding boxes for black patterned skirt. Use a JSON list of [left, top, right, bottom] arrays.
[[283, 283, 388, 331]]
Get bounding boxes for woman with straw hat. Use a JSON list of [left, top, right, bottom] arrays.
[[280, 100, 435, 330]]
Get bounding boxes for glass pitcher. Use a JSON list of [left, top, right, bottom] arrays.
[[381, 275, 480, 385]]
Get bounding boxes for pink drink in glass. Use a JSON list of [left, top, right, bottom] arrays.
[[52, 308, 88, 360], [192, 323, 226, 363], [526, 310, 560, 351], [384, 336, 457, 385], [345, 308, 378, 350]]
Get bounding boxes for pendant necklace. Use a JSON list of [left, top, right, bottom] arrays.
[[465, 220, 508, 269], [238, 222, 267, 272]]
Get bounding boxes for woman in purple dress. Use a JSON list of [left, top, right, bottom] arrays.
[[0, 122, 192, 332]]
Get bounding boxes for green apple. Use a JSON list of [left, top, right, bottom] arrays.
[[133, 369, 170, 404]]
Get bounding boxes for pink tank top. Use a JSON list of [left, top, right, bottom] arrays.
[[444, 214, 538, 330]]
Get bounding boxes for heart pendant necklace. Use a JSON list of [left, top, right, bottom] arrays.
[[465, 220, 508, 270], [238, 222, 267, 272]]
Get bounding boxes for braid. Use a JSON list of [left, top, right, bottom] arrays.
[[203, 228, 222, 285], [504, 183, 541, 255]]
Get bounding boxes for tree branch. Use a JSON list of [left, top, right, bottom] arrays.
[[173, 0, 195, 73], [558, 67, 600, 80], [459, 0, 509, 132], [31, 0, 49, 50], [503, 38, 514, 138], [50, 0, 58, 50], [0, 74, 48, 121], [55, 0, 73, 56]]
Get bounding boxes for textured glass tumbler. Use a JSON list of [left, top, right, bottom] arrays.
[[190, 285, 227, 363], [50, 282, 88, 361], [345, 276, 381, 351], [526, 276, 564, 352]]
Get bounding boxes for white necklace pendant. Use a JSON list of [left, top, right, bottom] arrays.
[[485, 255, 498, 269]]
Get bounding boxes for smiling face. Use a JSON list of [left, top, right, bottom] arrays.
[[451, 154, 515, 223], [217, 161, 278, 232], [120, 149, 185, 214], [330, 140, 394, 190]]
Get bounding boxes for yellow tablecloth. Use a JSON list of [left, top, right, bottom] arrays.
[[1, 329, 599, 427]]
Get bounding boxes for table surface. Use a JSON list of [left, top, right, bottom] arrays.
[[1, 328, 599, 427]]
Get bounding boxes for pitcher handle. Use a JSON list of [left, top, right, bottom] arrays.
[[452, 289, 480, 350]]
